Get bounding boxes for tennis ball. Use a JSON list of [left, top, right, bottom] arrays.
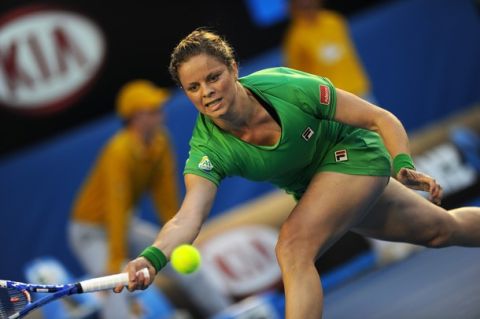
[[170, 244, 201, 274]]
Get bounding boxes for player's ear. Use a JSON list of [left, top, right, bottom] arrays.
[[231, 61, 239, 80]]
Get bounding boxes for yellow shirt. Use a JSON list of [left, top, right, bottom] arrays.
[[71, 127, 179, 273], [283, 10, 371, 96]]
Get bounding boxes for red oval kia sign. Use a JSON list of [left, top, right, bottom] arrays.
[[199, 225, 281, 298], [0, 5, 106, 115]]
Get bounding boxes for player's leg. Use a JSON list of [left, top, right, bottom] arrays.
[[275, 172, 389, 319], [353, 178, 480, 247]]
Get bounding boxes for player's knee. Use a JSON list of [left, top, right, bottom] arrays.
[[275, 238, 311, 271], [275, 223, 323, 269], [423, 218, 454, 248], [276, 225, 297, 262]]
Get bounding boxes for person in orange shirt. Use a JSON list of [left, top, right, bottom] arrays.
[[70, 80, 179, 276], [283, 0, 373, 100], [69, 80, 230, 318]]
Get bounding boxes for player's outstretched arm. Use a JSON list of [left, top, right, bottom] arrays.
[[115, 174, 218, 292]]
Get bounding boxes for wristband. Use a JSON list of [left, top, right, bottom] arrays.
[[139, 246, 167, 273], [393, 153, 415, 176]]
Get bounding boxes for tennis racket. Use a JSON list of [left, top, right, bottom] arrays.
[[0, 268, 149, 319]]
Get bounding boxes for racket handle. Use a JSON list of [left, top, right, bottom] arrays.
[[79, 268, 150, 293]]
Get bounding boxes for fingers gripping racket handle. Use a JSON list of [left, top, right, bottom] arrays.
[[79, 268, 149, 293]]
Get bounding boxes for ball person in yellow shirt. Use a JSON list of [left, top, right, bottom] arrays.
[[284, 0, 372, 100], [69, 80, 230, 318]]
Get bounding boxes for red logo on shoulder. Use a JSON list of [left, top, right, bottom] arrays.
[[319, 85, 330, 105]]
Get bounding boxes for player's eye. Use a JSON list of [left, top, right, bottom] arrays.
[[187, 84, 199, 92], [208, 72, 221, 82]]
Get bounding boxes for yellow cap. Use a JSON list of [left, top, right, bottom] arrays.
[[116, 80, 170, 119]]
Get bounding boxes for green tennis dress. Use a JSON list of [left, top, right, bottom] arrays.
[[184, 67, 391, 200]]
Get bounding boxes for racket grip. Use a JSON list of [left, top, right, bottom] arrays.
[[79, 268, 150, 293]]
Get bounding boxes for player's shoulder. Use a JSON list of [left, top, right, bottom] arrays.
[[241, 67, 333, 93], [190, 114, 220, 146], [240, 67, 318, 90], [241, 66, 306, 81], [190, 115, 238, 163]]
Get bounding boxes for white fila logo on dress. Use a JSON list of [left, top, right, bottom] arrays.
[[302, 127, 314, 141], [335, 149, 348, 162]]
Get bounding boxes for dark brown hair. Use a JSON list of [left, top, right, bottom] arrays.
[[169, 28, 237, 87]]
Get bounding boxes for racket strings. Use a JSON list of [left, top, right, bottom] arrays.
[[0, 288, 30, 317]]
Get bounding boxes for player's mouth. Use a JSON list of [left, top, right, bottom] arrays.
[[205, 98, 223, 110]]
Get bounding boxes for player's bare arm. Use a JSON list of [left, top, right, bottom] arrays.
[[334, 88, 410, 157], [117, 174, 217, 292], [151, 174, 217, 256]]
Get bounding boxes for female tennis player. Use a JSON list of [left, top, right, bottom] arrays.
[[116, 29, 480, 319]]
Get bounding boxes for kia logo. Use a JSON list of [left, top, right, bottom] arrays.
[[199, 225, 281, 297], [0, 5, 106, 115]]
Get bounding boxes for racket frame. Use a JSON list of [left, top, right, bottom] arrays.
[[0, 268, 149, 319]]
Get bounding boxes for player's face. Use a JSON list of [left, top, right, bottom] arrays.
[[178, 53, 238, 119]]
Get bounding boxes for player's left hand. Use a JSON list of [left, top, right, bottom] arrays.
[[396, 167, 443, 205]]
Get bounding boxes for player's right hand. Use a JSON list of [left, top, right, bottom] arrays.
[[113, 257, 155, 293]]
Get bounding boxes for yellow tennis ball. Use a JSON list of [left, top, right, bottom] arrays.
[[170, 244, 201, 274]]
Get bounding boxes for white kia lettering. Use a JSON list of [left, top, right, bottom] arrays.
[[0, 6, 106, 114]]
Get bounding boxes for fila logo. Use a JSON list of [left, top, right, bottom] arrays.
[[302, 127, 314, 141], [319, 85, 330, 105], [335, 149, 348, 162]]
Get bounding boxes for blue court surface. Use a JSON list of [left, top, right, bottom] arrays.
[[324, 247, 480, 319]]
